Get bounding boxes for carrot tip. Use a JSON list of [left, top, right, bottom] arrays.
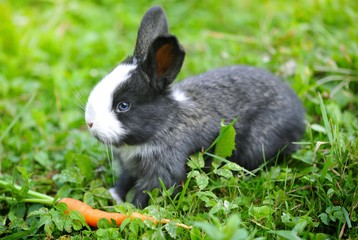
[[175, 223, 193, 229]]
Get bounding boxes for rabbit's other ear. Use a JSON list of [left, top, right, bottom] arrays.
[[134, 6, 169, 60], [143, 35, 185, 92]]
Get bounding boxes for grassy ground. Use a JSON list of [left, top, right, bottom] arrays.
[[1, 0, 357, 239]]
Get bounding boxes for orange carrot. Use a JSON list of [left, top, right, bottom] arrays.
[[59, 198, 127, 227], [58, 198, 191, 229]]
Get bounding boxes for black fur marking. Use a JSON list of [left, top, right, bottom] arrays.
[[112, 70, 179, 145]]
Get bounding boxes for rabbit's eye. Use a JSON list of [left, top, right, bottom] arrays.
[[116, 102, 131, 112]]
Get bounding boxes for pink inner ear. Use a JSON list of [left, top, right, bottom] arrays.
[[155, 43, 174, 78]]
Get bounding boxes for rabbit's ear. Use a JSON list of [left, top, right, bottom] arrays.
[[143, 35, 185, 92], [134, 6, 169, 60]]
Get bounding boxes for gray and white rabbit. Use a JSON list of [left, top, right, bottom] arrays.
[[85, 6, 305, 208]]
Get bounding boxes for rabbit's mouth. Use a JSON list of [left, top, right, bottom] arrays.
[[87, 124, 126, 147], [85, 114, 127, 147]]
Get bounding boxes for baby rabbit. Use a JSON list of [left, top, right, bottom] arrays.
[[85, 6, 305, 208]]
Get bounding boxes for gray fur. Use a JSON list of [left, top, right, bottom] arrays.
[[88, 6, 305, 208]]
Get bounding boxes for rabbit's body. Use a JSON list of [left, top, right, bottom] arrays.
[[175, 66, 305, 170], [85, 6, 305, 208]]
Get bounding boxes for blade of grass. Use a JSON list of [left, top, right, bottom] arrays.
[[318, 93, 333, 146], [177, 168, 193, 209], [318, 93, 334, 182]]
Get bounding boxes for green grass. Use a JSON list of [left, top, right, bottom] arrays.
[[1, 0, 357, 239]]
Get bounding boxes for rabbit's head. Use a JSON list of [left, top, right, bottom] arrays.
[[85, 6, 185, 146]]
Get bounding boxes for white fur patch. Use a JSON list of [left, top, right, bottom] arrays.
[[114, 143, 160, 169], [85, 64, 137, 144], [116, 144, 144, 165], [171, 88, 189, 102], [109, 187, 124, 204]]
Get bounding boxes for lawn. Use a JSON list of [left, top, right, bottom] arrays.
[[0, 0, 357, 239]]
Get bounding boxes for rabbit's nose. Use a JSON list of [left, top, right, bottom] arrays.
[[88, 122, 94, 128]]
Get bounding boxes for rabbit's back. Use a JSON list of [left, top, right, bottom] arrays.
[[175, 65, 305, 169], [178, 66, 297, 109]]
